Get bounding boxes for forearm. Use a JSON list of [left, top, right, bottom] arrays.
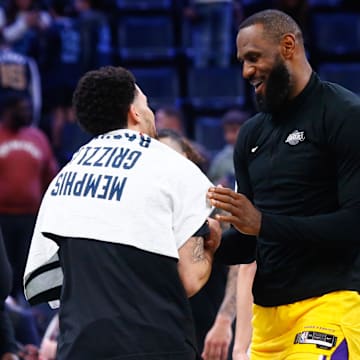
[[178, 236, 214, 297], [178, 218, 221, 297], [215, 227, 256, 265], [201, 265, 238, 360], [217, 265, 239, 323], [233, 262, 256, 354], [261, 207, 360, 247]]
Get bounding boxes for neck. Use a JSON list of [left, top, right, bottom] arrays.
[[290, 59, 312, 99]]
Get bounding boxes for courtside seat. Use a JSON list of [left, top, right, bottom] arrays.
[[116, 0, 172, 11], [130, 67, 180, 109], [194, 116, 225, 157], [186, 67, 245, 111], [311, 12, 360, 60], [318, 62, 360, 95], [308, 0, 342, 7], [118, 16, 176, 61]]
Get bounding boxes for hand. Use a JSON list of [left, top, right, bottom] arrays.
[[17, 344, 38, 360], [201, 315, 233, 360], [38, 339, 57, 360], [1, 353, 19, 360], [207, 187, 261, 236], [204, 218, 221, 255]]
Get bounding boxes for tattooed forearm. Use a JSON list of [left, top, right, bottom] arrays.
[[218, 265, 239, 320], [191, 236, 206, 262]]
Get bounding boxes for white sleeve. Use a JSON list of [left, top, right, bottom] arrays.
[[2, 15, 28, 43], [172, 159, 214, 249]]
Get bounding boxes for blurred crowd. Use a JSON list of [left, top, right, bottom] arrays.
[[0, 0, 358, 359]]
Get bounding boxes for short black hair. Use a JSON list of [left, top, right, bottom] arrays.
[[73, 66, 136, 136], [238, 9, 304, 45]]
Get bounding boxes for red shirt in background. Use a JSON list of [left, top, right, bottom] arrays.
[[0, 124, 58, 214]]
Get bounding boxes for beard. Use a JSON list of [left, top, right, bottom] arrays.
[[254, 57, 291, 114]]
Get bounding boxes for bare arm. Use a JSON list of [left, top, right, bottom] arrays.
[[39, 314, 59, 360], [178, 218, 221, 297], [232, 261, 256, 360], [201, 265, 239, 360]]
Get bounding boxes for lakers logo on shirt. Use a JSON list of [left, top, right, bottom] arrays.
[[285, 130, 305, 145]]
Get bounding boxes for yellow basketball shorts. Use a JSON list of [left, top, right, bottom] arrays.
[[250, 291, 360, 360]]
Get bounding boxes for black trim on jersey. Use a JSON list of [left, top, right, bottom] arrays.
[[193, 220, 210, 238], [56, 237, 199, 360]]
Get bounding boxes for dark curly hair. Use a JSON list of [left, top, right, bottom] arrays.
[[73, 66, 136, 136]]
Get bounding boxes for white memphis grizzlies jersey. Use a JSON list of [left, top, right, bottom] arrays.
[[24, 129, 214, 304]]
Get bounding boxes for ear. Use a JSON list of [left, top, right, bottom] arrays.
[[128, 104, 140, 127], [281, 33, 296, 59]]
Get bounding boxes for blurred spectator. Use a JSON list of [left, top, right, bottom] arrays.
[[0, 0, 51, 57], [5, 296, 40, 351], [0, 92, 58, 302], [41, 0, 91, 165], [73, 0, 112, 73], [0, 228, 19, 360], [157, 128, 206, 169], [0, 34, 41, 125], [208, 109, 249, 187], [183, 0, 241, 68], [155, 105, 185, 134], [155, 105, 211, 172]]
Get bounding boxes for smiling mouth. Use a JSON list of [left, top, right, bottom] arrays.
[[252, 80, 264, 94]]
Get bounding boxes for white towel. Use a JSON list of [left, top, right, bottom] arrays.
[[24, 129, 213, 306]]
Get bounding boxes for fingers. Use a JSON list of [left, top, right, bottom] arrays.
[[208, 191, 242, 215], [208, 185, 233, 194], [207, 186, 261, 235], [208, 217, 221, 235], [202, 343, 228, 360], [208, 187, 241, 204]]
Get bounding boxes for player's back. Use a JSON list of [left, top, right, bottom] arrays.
[[55, 236, 199, 360]]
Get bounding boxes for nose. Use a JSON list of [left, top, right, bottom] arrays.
[[242, 62, 256, 80]]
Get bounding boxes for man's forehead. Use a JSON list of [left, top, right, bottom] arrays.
[[237, 25, 273, 56], [238, 24, 266, 46]]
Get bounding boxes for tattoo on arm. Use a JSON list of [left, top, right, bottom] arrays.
[[191, 236, 206, 262], [218, 265, 239, 320]]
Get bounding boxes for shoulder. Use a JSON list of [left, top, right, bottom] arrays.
[[314, 81, 360, 147], [320, 80, 360, 114], [26, 127, 51, 144], [319, 80, 360, 128], [235, 113, 268, 150]]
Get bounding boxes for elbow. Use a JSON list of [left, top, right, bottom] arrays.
[[182, 272, 210, 298]]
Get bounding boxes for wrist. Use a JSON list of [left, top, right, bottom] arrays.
[[233, 345, 249, 354], [215, 312, 233, 326]]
